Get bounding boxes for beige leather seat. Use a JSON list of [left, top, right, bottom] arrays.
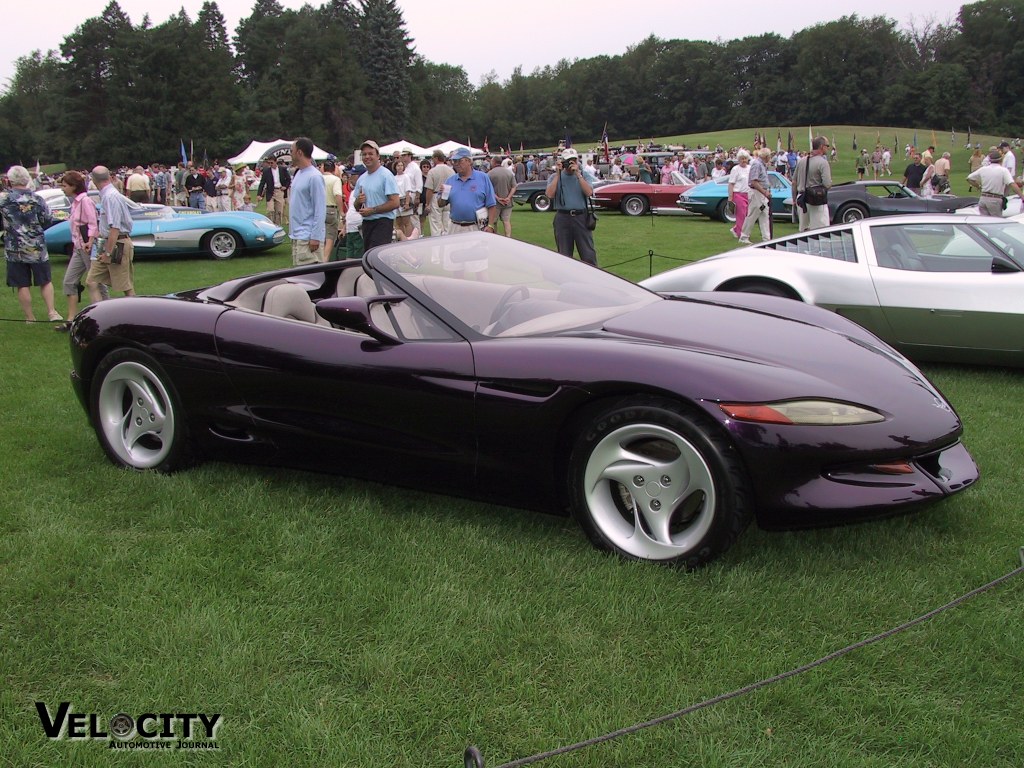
[[263, 283, 329, 325]]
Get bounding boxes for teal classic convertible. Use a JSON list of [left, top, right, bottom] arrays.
[[44, 196, 285, 260], [676, 171, 793, 223]]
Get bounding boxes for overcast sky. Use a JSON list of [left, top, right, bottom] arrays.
[[3, 0, 967, 90]]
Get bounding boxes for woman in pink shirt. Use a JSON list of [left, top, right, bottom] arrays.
[[56, 170, 106, 331]]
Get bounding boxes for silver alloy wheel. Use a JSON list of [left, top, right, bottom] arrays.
[[622, 195, 647, 216], [582, 422, 716, 561], [532, 194, 551, 212], [207, 230, 238, 259], [96, 360, 176, 469]]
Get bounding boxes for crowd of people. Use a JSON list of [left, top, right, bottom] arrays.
[[6, 133, 1024, 325]]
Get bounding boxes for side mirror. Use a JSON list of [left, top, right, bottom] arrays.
[[315, 295, 407, 344]]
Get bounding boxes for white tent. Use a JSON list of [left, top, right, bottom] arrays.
[[425, 140, 483, 156], [227, 138, 331, 165], [377, 139, 429, 157]]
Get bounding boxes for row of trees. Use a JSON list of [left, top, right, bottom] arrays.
[[0, 0, 1021, 169]]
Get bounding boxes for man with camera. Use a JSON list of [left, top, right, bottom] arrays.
[[545, 148, 597, 265]]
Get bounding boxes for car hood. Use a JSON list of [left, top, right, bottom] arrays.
[[596, 294, 958, 426]]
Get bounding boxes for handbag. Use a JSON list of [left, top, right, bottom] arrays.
[[584, 198, 598, 231], [798, 156, 829, 208]]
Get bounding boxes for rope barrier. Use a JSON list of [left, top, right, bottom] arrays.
[[463, 551, 1024, 768]]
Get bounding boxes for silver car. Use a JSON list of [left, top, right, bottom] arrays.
[[641, 215, 1024, 366]]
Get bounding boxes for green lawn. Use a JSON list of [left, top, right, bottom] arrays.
[[1, 128, 1023, 767]]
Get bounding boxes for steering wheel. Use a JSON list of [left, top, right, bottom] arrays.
[[487, 285, 530, 327]]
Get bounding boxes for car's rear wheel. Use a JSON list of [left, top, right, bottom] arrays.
[[621, 195, 649, 216], [717, 199, 737, 224], [204, 229, 239, 260], [837, 203, 868, 223], [568, 397, 752, 569], [531, 194, 551, 213], [90, 349, 191, 472]]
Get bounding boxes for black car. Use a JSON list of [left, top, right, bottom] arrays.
[[512, 179, 609, 212], [827, 181, 978, 223]]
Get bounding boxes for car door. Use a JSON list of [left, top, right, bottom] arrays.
[[867, 221, 1024, 353], [213, 295, 478, 492]]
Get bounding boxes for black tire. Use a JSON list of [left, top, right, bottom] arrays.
[[837, 203, 868, 223], [726, 280, 796, 299], [90, 348, 191, 472], [531, 193, 551, 213], [620, 195, 649, 216], [717, 199, 737, 224], [568, 397, 752, 569], [204, 229, 239, 260]]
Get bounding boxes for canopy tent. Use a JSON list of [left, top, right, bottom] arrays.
[[377, 139, 429, 157], [425, 140, 483, 156], [227, 139, 331, 165]]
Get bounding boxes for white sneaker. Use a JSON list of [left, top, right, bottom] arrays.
[[730, 229, 739, 238], [737, 238, 751, 245], [48, 311, 63, 322]]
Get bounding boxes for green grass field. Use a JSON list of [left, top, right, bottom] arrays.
[[1, 127, 1023, 767]]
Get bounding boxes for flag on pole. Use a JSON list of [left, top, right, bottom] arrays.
[[602, 122, 610, 163], [564, 130, 572, 148], [876, 130, 880, 145], [777, 131, 782, 153], [808, 126, 814, 151], [931, 129, 937, 148], [853, 133, 857, 150], [483, 137, 489, 154], [787, 131, 793, 152], [190, 139, 194, 165], [967, 127, 972, 147], [951, 127, 955, 146], [520, 141, 524, 153], [35, 159, 41, 179], [180, 139, 188, 165], [913, 131, 918, 149]]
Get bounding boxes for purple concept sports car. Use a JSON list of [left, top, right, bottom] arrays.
[[68, 234, 978, 568]]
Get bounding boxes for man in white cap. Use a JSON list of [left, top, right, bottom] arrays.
[[545, 148, 596, 265]]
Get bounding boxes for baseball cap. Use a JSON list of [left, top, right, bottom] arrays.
[[451, 147, 473, 161], [561, 148, 579, 161], [361, 139, 380, 152]]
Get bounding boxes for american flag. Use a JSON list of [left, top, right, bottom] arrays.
[[602, 123, 610, 163]]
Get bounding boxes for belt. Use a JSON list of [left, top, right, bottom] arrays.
[[556, 209, 587, 215], [326, 205, 338, 209], [981, 191, 1003, 197], [452, 220, 477, 225]]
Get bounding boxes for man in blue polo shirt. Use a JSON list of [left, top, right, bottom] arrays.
[[288, 137, 327, 265], [439, 147, 497, 235]]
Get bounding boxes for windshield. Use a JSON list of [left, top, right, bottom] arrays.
[[368, 233, 660, 337]]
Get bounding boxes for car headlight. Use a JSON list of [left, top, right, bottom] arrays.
[[719, 400, 885, 425]]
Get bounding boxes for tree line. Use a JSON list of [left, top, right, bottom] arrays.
[[0, 0, 1020, 169]]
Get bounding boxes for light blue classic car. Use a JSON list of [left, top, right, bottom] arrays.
[[676, 171, 793, 223], [44, 195, 285, 260]]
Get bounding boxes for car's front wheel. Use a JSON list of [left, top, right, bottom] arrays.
[[204, 229, 239, 260], [90, 349, 190, 472], [621, 195, 649, 216], [717, 199, 737, 224], [837, 203, 868, 223], [531, 193, 551, 213], [568, 397, 752, 568]]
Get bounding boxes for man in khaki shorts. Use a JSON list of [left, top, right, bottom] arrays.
[[86, 166, 136, 302]]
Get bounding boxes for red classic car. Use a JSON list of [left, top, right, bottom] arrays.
[[591, 179, 697, 216]]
